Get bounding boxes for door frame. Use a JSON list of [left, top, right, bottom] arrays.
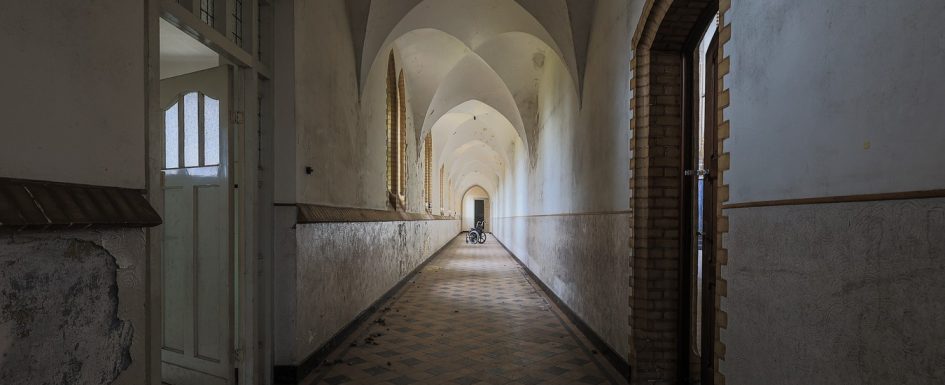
[[630, 1, 722, 383], [148, 1, 272, 383]]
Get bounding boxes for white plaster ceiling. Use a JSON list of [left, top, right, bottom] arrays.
[[159, 18, 218, 80]]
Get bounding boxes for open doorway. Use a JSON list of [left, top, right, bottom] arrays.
[[683, 14, 720, 385], [159, 18, 238, 385], [461, 186, 490, 233], [630, 1, 721, 383]]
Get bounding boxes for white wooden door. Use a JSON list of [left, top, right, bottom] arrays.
[[160, 66, 234, 385]]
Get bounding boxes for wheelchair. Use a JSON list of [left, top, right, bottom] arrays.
[[465, 218, 487, 244]]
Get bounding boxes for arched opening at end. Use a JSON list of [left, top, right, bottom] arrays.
[[461, 185, 491, 233]]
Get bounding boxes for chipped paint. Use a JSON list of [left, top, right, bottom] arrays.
[[0, 230, 146, 385]]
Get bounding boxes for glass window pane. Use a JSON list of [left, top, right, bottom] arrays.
[[204, 96, 220, 165], [165, 103, 180, 169], [184, 92, 200, 167]]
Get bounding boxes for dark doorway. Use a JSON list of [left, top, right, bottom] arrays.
[[474, 199, 485, 228]]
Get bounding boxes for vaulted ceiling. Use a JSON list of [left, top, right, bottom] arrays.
[[352, 0, 595, 209]]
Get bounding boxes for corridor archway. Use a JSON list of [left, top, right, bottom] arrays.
[[461, 185, 491, 232]]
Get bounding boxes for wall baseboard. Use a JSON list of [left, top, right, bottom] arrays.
[[272, 235, 460, 384], [495, 237, 632, 383]]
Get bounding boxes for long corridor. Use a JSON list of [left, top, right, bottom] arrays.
[[306, 236, 627, 385]]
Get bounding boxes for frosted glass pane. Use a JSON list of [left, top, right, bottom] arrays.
[[203, 96, 220, 165], [165, 103, 179, 169], [183, 93, 199, 167]]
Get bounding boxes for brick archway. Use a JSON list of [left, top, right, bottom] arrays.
[[629, 0, 730, 384]]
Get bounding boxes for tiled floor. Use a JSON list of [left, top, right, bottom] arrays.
[[304, 236, 627, 385]]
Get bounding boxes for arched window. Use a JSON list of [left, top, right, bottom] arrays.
[[439, 164, 445, 213], [386, 52, 409, 209], [386, 52, 400, 199], [424, 134, 432, 213], [164, 91, 221, 169], [398, 70, 407, 200]]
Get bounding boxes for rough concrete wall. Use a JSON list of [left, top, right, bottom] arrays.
[[0, 230, 148, 385], [721, 199, 945, 385], [493, 214, 631, 359], [290, 220, 459, 363], [0, 0, 145, 189]]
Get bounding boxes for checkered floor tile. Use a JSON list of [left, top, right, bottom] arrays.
[[304, 236, 626, 385]]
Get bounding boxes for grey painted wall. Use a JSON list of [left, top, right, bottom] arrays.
[[0, 0, 146, 189], [273, 215, 459, 364], [0, 230, 148, 385], [725, 0, 945, 203], [722, 1, 945, 383], [722, 199, 945, 385]]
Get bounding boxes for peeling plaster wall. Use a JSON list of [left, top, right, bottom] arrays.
[[722, 1, 945, 383], [0, 0, 145, 189], [273, 218, 459, 365], [0, 230, 148, 385], [493, 213, 631, 359], [721, 199, 945, 385]]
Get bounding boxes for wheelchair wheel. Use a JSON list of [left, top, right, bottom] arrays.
[[478, 232, 487, 244], [466, 231, 478, 244]]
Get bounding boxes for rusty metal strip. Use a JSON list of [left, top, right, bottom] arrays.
[[0, 177, 162, 231]]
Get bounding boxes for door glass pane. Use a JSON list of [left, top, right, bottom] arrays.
[[204, 96, 220, 165], [184, 92, 200, 167], [165, 103, 180, 169]]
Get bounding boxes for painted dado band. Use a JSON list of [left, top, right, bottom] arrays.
[[0, 177, 162, 230], [722, 189, 945, 210], [277, 203, 456, 224]]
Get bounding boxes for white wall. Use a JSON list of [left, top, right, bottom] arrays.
[[0, 1, 146, 189], [492, 0, 638, 360]]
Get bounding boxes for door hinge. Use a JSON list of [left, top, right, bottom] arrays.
[[232, 111, 245, 125], [684, 169, 710, 177]]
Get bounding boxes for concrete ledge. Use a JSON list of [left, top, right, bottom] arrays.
[[280, 203, 454, 224], [0, 177, 161, 231]]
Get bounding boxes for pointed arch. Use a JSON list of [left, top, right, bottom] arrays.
[[386, 51, 399, 198]]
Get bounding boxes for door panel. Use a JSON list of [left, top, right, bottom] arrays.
[[160, 66, 234, 385], [700, 32, 720, 385]]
